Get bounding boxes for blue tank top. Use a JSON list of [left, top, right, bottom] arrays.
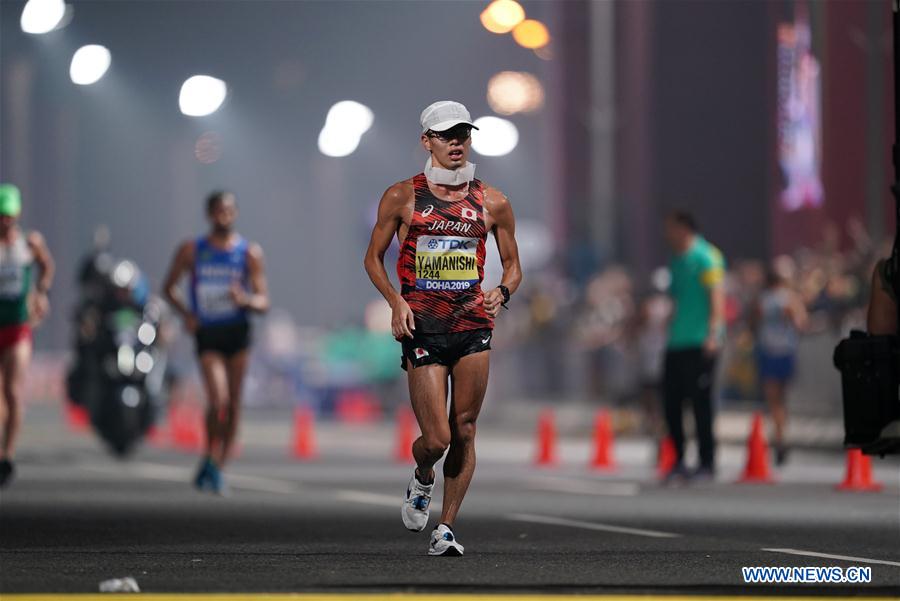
[[758, 287, 798, 356], [190, 236, 249, 326]]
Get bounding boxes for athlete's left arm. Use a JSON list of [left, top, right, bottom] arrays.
[[701, 251, 725, 356], [232, 243, 270, 313], [27, 231, 55, 322], [484, 187, 522, 317]]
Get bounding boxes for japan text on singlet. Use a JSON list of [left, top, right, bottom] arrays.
[[190, 236, 249, 326], [397, 173, 492, 334]]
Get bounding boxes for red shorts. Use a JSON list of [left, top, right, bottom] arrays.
[[0, 324, 32, 351]]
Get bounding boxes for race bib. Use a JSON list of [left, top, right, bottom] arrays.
[[0, 265, 24, 299], [196, 281, 238, 319], [415, 235, 479, 292]]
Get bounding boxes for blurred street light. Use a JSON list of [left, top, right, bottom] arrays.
[[194, 131, 222, 164], [69, 45, 111, 85], [479, 0, 525, 35], [179, 75, 227, 117], [20, 0, 66, 34], [487, 71, 544, 115], [471, 116, 518, 157], [318, 100, 373, 158], [512, 19, 550, 49]]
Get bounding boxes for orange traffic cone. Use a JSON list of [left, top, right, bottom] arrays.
[[836, 449, 883, 492], [146, 423, 168, 448], [656, 436, 677, 477], [393, 408, 417, 464], [64, 402, 90, 433], [171, 404, 204, 452], [291, 406, 317, 460], [535, 409, 558, 467], [738, 412, 774, 483], [589, 409, 616, 470]]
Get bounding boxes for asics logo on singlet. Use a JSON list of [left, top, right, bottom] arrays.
[[422, 205, 434, 217]]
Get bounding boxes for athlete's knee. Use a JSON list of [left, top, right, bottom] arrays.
[[452, 416, 477, 444], [421, 431, 451, 458], [206, 399, 228, 421]]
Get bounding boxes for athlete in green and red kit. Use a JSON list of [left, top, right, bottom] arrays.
[[364, 101, 522, 556], [0, 184, 55, 488]]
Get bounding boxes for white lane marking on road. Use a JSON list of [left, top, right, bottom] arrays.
[[335, 489, 443, 511], [763, 547, 900, 567], [525, 476, 639, 497], [80, 462, 298, 494], [509, 513, 681, 539]]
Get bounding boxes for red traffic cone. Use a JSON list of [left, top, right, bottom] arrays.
[[589, 409, 617, 471], [656, 436, 677, 477], [64, 402, 90, 433], [291, 406, 317, 460], [738, 412, 774, 483], [534, 409, 558, 467], [393, 408, 417, 464], [836, 449, 883, 492]]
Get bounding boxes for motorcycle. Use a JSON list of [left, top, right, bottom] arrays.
[[67, 254, 170, 455]]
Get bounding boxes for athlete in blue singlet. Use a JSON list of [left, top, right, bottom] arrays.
[[163, 191, 269, 494]]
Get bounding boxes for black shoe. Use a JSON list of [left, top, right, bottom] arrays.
[[774, 445, 789, 467], [0, 459, 15, 488], [662, 463, 691, 485], [691, 465, 716, 483]]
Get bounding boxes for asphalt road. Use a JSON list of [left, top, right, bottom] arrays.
[[1, 407, 898, 597]]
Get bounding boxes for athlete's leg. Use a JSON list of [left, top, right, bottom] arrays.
[[440, 351, 489, 526], [0, 361, 6, 460], [407, 362, 451, 483], [764, 378, 786, 448], [198, 352, 229, 465], [0, 338, 32, 460], [221, 349, 249, 465]]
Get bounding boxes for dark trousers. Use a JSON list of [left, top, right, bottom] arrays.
[[663, 348, 717, 469]]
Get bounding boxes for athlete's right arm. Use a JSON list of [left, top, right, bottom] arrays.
[[162, 241, 198, 333], [364, 183, 415, 340]]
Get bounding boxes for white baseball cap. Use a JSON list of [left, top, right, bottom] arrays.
[[420, 100, 479, 133]]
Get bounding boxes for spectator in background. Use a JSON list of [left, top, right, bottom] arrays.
[[662, 211, 726, 483], [753, 257, 808, 466], [634, 272, 672, 440]]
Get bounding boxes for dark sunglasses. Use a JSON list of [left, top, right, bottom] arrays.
[[427, 126, 472, 142]]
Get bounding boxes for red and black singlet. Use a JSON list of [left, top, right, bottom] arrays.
[[397, 173, 492, 334]]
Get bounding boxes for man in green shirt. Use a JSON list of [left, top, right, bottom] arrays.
[[0, 184, 55, 488], [663, 211, 725, 482]]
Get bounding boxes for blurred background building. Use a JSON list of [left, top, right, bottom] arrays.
[[0, 0, 894, 427]]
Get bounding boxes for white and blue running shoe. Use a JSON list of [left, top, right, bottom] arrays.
[[401, 472, 433, 532], [428, 523, 464, 556]]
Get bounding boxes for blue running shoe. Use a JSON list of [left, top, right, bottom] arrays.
[[206, 462, 229, 497]]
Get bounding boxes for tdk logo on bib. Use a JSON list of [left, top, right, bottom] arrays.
[[426, 238, 473, 251], [415, 235, 479, 292]]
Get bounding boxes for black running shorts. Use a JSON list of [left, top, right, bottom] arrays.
[[400, 328, 492, 371], [195, 321, 251, 358]]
